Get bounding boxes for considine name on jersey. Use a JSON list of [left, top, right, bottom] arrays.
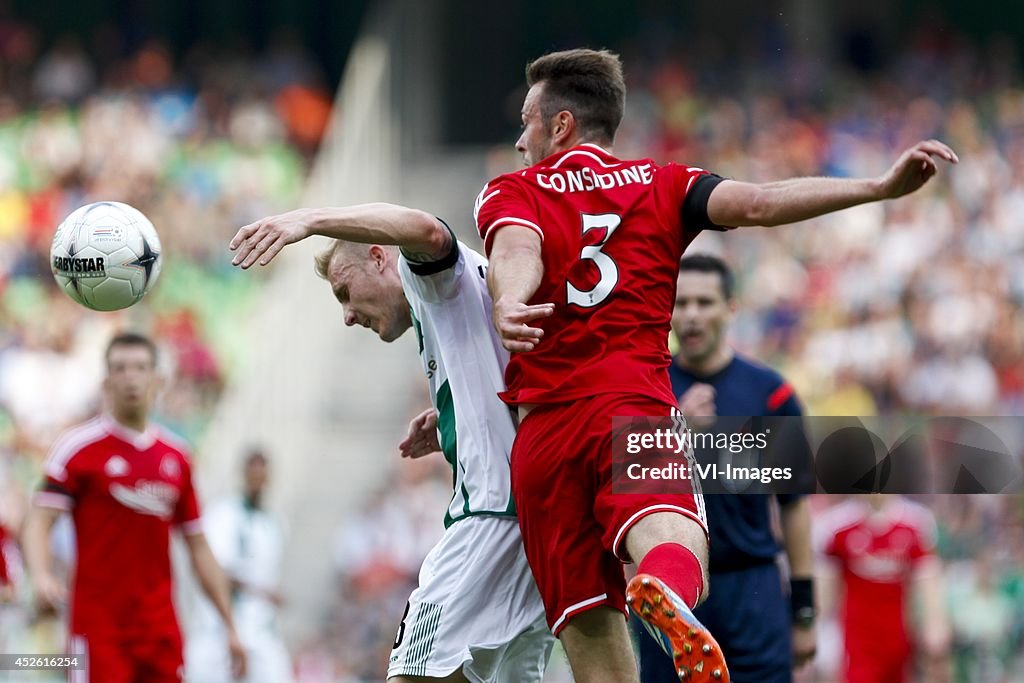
[[536, 163, 655, 194]]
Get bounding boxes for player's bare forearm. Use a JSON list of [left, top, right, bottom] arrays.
[[486, 227, 544, 306], [22, 505, 59, 580], [185, 532, 238, 631], [309, 204, 450, 258], [230, 203, 450, 268], [23, 505, 67, 611], [711, 176, 882, 227], [708, 139, 957, 227], [781, 497, 814, 579], [486, 227, 553, 352], [914, 561, 951, 654]]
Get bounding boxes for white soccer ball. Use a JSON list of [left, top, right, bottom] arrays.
[[50, 201, 163, 311]]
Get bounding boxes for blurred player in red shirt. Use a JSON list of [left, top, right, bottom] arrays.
[[0, 523, 12, 603], [477, 48, 956, 683], [818, 495, 950, 683], [22, 333, 246, 683]]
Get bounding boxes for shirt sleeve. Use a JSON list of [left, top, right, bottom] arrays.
[[174, 456, 203, 535], [398, 222, 466, 304], [671, 165, 733, 234], [813, 508, 843, 561], [474, 176, 544, 254], [766, 380, 802, 417], [36, 433, 88, 511], [909, 510, 939, 563]]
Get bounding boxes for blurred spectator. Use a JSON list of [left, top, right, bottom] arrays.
[[948, 550, 1015, 682], [32, 34, 95, 103], [189, 449, 293, 683]]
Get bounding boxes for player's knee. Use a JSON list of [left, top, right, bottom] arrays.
[[559, 605, 626, 641], [623, 511, 708, 566]]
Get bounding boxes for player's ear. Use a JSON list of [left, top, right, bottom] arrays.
[[368, 245, 389, 273], [552, 110, 575, 145]]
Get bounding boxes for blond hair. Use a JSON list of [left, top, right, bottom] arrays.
[[313, 240, 394, 279]]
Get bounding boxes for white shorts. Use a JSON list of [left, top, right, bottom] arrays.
[[387, 515, 552, 682]]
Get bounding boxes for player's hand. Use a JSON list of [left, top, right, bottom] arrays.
[[791, 624, 817, 669], [492, 298, 555, 353], [679, 383, 716, 430], [227, 628, 248, 679], [878, 139, 958, 199], [0, 583, 14, 604], [229, 208, 318, 268], [399, 409, 441, 459], [32, 572, 66, 615]]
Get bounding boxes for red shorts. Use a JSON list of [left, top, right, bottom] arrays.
[[845, 643, 911, 683], [70, 630, 183, 683], [512, 393, 707, 635]]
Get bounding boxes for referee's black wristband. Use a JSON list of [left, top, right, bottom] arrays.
[[790, 578, 815, 625]]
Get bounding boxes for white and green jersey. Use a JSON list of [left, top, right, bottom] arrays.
[[398, 239, 516, 527]]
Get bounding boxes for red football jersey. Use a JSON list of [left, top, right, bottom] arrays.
[[475, 143, 728, 405], [820, 498, 938, 662], [36, 414, 202, 640]]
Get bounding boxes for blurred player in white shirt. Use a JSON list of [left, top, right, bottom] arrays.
[[188, 450, 293, 683]]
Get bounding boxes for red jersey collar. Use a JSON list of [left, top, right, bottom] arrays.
[[101, 413, 157, 451], [534, 143, 621, 170]]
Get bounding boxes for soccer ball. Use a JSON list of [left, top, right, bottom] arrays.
[[50, 201, 163, 311]]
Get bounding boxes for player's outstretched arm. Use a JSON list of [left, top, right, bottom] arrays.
[[21, 504, 66, 615], [486, 227, 554, 353], [229, 204, 451, 268], [706, 139, 958, 228], [185, 532, 248, 679]]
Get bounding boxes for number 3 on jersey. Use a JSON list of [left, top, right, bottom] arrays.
[[567, 212, 621, 308]]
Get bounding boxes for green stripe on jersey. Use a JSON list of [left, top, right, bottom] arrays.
[[435, 379, 457, 467], [410, 308, 424, 354], [435, 379, 460, 527]]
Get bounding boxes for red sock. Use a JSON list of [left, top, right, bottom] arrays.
[[637, 542, 704, 609]]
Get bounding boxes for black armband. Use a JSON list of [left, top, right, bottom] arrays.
[[404, 218, 459, 275], [681, 173, 729, 233], [790, 577, 816, 626]]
